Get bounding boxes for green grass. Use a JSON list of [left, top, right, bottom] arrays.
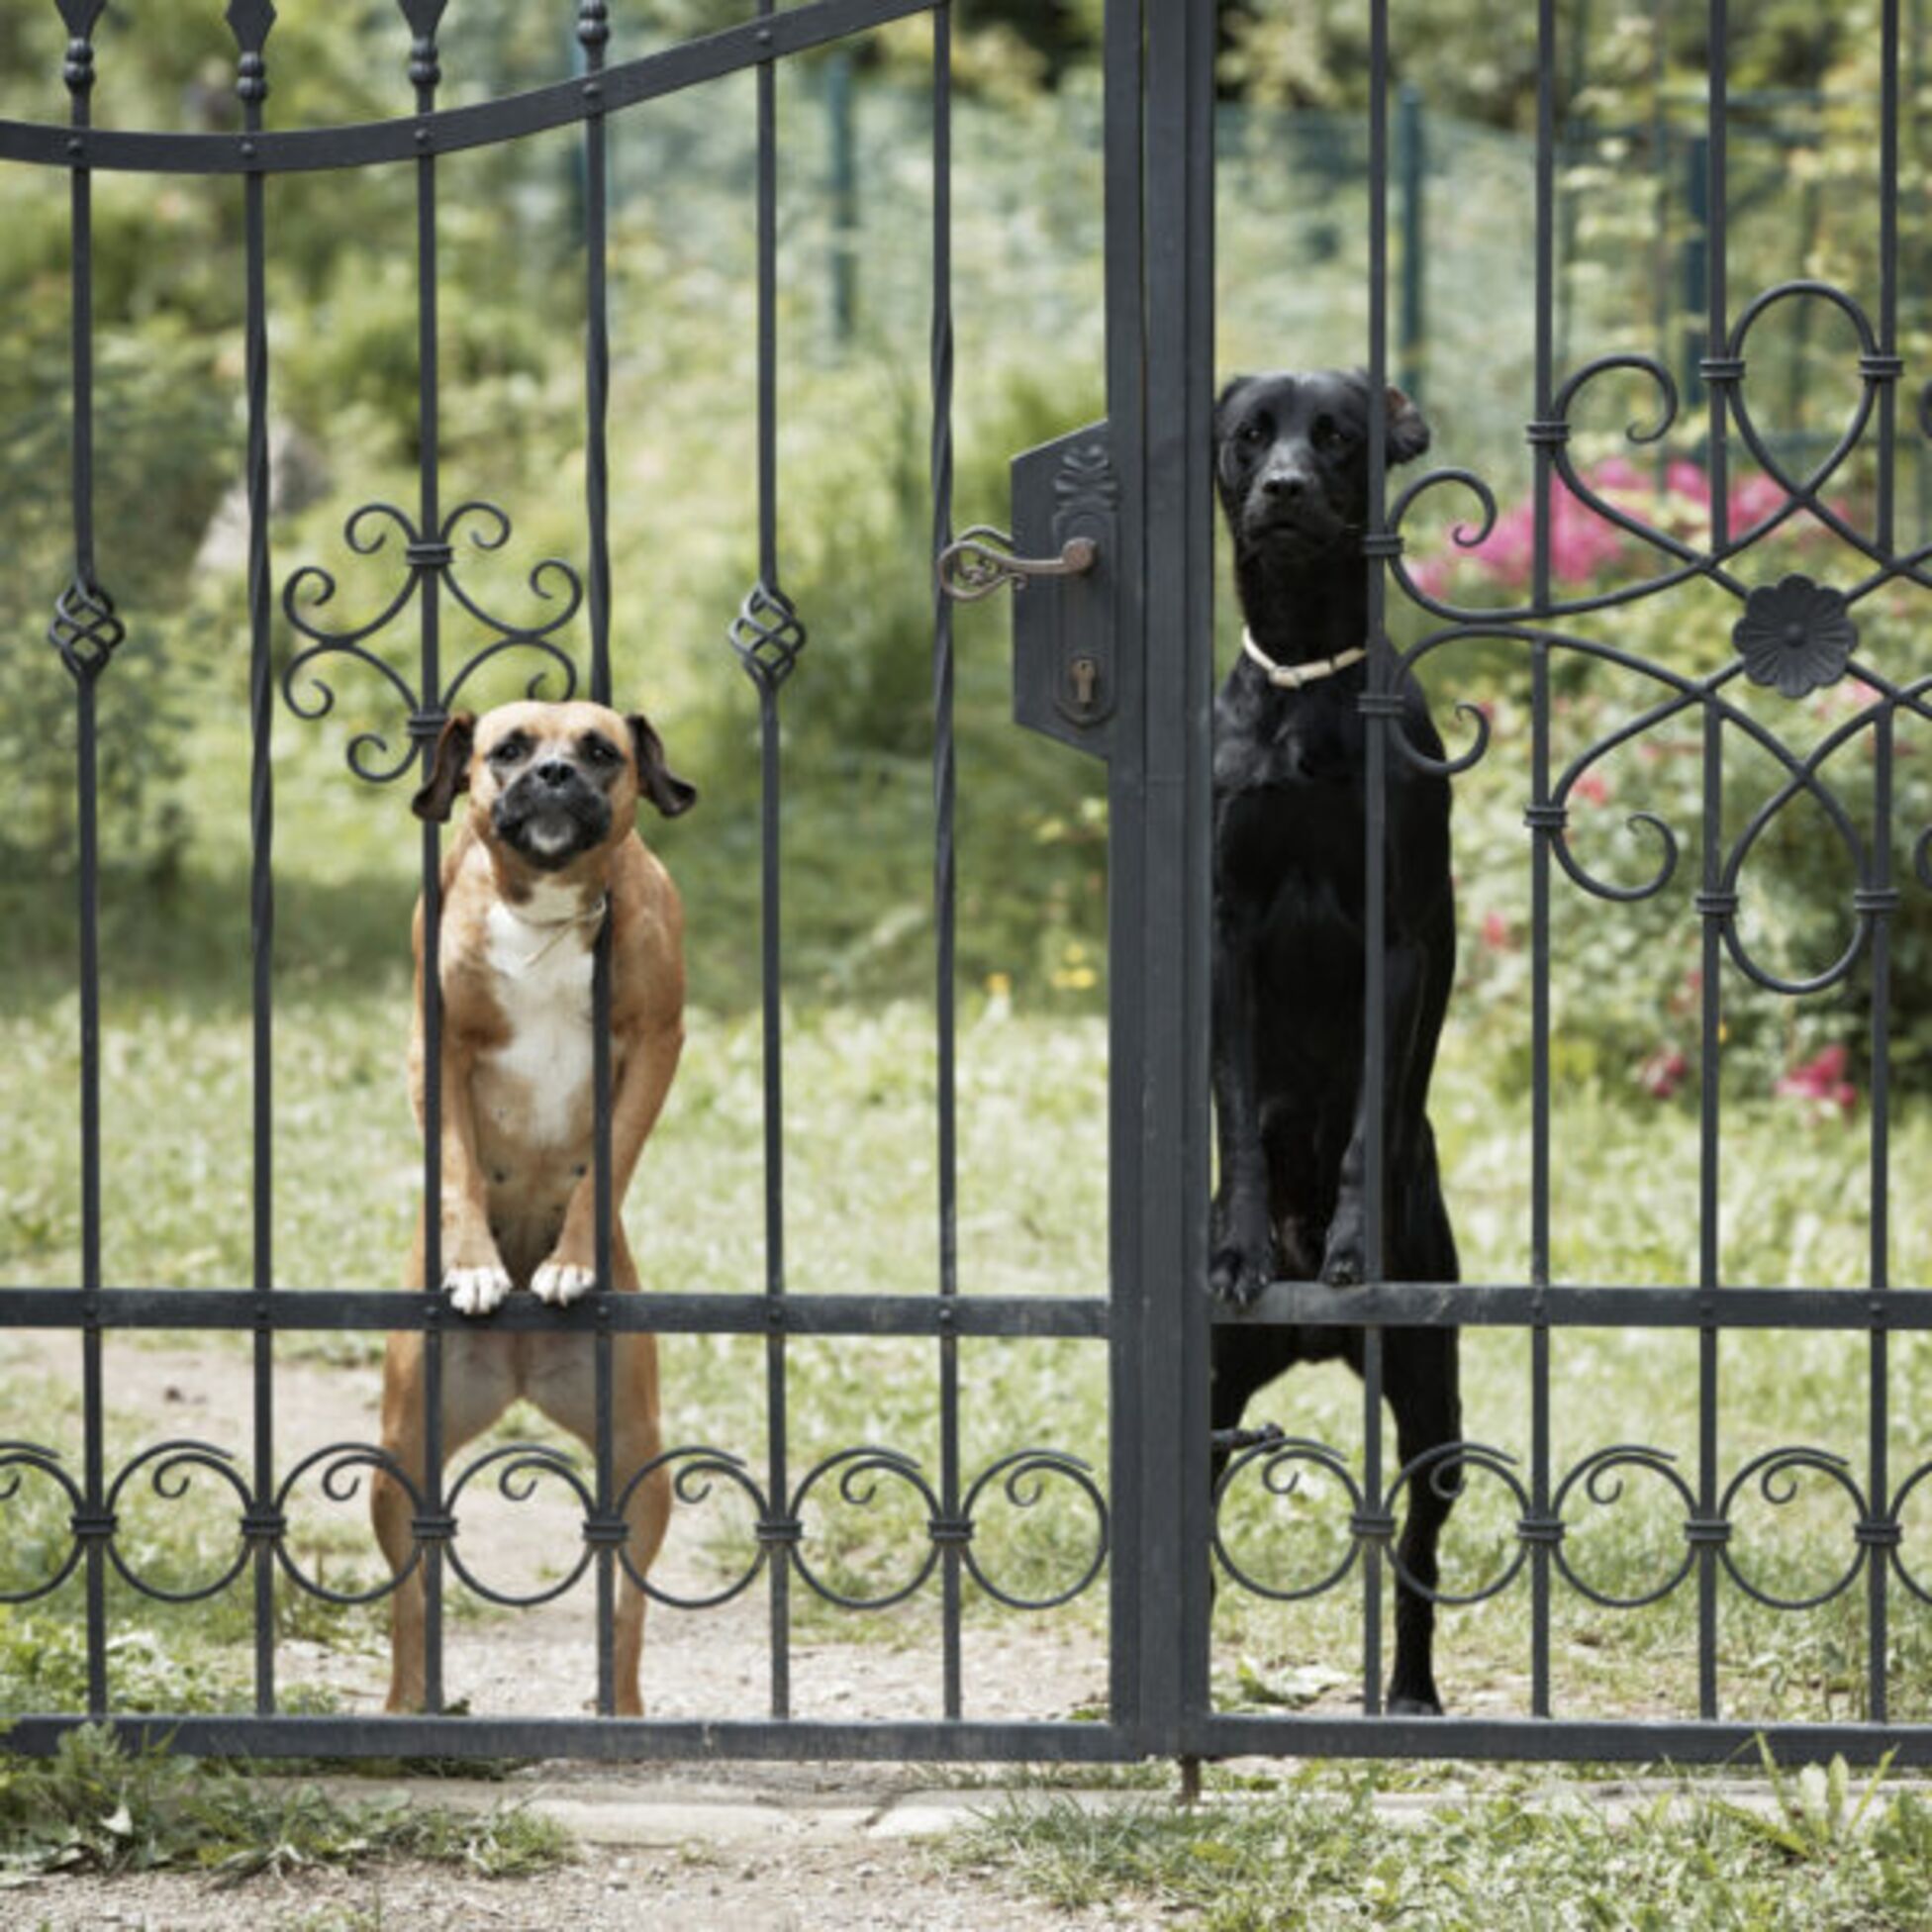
[[0, 1724, 571, 1884], [948, 1757, 1932, 1931], [4, 970, 1931, 1720]]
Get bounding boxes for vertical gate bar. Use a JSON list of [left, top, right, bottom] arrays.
[[1359, 0, 1392, 1718], [1696, 706, 1723, 1720], [1867, 0, 1902, 1728], [1104, 0, 1149, 1745], [1869, 715, 1894, 1723], [233, 0, 278, 1719], [928, 0, 963, 1721], [753, 0, 792, 1723], [58, 1, 110, 1722], [1694, 0, 1729, 1725], [408, 4, 448, 1716], [1135, 0, 1213, 1755], [1648, 0, 1670, 492], [1397, 84, 1424, 404], [578, 0, 618, 1720], [1527, 0, 1557, 1722]]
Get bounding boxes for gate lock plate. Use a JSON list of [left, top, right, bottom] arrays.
[[936, 421, 1117, 761]]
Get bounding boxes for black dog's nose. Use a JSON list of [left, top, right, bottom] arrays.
[[1262, 471, 1305, 501], [534, 759, 574, 789]]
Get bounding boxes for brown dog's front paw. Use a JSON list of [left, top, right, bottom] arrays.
[[531, 1260, 597, 1306], [446, 1264, 513, 1316]]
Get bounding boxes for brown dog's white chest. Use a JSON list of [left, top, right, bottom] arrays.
[[457, 885, 600, 1176]]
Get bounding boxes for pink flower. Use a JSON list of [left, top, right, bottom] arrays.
[[1591, 455, 1644, 492], [1665, 459, 1711, 505], [1481, 910, 1513, 952], [1574, 770, 1610, 806], [1728, 472, 1789, 531], [1638, 1046, 1689, 1099], [1775, 1043, 1857, 1116]]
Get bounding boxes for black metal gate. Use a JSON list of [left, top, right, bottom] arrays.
[[1, 0, 1214, 1763], [6, 0, 1932, 1771]]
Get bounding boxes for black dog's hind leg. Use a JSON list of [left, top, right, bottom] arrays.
[[1382, 1157, 1461, 1715], [1209, 900, 1276, 1306]]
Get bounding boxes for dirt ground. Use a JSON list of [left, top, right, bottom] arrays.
[[6, 1332, 1141, 1928], [5, 1829, 1113, 1931]]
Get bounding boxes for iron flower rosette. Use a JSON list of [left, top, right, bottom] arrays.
[[1733, 573, 1858, 700]]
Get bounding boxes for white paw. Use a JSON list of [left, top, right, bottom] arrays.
[[531, 1262, 596, 1306], [445, 1266, 513, 1317]]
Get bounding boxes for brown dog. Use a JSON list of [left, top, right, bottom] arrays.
[[371, 699, 695, 1714]]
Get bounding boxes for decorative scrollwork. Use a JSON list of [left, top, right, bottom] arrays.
[[1212, 1434, 1894, 1620], [956, 1449, 1110, 1611], [103, 1439, 254, 1604], [273, 1440, 425, 1605], [0, 1441, 86, 1604], [1211, 1435, 1365, 1602], [48, 576, 126, 683], [1370, 279, 1932, 985], [1384, 1441, 1532, 1607], [280, 497, 580, 782], [616, 1447, 772, 1609], [1550, 1445, 1697, 1609], [727, 578, 808, 689], [1718, 1448, 1871, 1612], [788, 1447, 943, 1611], [441, 1443, 597, 1608]]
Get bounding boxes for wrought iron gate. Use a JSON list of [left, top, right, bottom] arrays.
[[0, 0, 1214, 1762], [7, 0, 1932, 1771]]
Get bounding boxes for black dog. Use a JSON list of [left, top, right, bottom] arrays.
[[1208, 368, 1462, 1715]]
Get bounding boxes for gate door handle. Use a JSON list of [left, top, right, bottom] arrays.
[[936, 528, 1099, 603], [941, 421, 1117, 760]]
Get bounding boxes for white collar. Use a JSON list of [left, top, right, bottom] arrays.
[[1241, 628, 1367, 690]]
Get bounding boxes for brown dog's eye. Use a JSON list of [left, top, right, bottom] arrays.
[[487, 735, 531, 766], [581, 735, 621, 764]]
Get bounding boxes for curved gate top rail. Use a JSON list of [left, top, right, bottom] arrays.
[[0, 0, 925, 174]]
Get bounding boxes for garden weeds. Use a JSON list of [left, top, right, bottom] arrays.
[[0, 1725, 571, 1886]]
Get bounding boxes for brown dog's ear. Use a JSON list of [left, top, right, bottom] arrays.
[[410, 711, 476, 822], [1385, 384, 1431, 465], [628, 712, 698, 819]]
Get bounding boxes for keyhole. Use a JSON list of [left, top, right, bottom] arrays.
[[1070, 655, 1099, 709]]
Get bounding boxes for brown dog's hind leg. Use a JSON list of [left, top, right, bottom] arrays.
[[609, 1332, 671, 1718], [374, 1320, 518, 1713]]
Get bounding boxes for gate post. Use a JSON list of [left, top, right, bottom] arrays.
[[1106, 0, 1216, 1760]]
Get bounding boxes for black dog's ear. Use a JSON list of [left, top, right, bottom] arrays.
[[411, 711, 476, 822], [628, 712, 698, 819], [1214, 375, 1254, 434], [1385, 384, 1431, 465]]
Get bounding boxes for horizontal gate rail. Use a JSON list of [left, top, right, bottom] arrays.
[[2, 1716, 1130, 1764], [0, 0, 928, 175], [0, 1291, 1109, 1338], [1221, 1285, 1932, 1332], [1195, 1716, 1932, 1769]]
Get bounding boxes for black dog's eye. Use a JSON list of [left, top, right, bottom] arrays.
[[1311, 416, 1346, 453], [1237, 420, 1268, 447], [581, 735, 622, 765], [487, 734, 531, 766]]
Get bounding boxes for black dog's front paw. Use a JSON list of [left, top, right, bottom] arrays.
[[1386, 1692, 1444, 1717], [1208, 1244, 1270, 1308], [1319, 1214, 1365, 1290]]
